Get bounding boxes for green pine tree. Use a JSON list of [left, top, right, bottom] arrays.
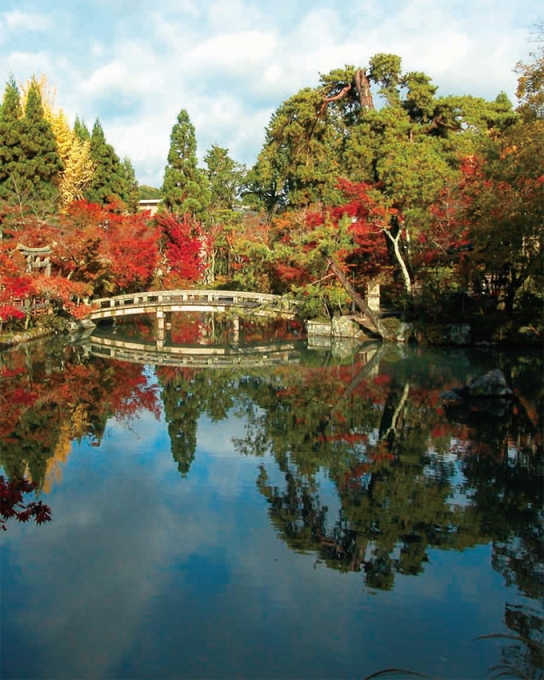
[[0, 75, 62, 206], [204, 144, 244, 212], [161, 108, 210, 218], [120, 156, 139, 214], [20, 78, 63, 203], [84, 119, 131, 207], [0, 76, 25, 199], [73, 115, 91, 142], [0, 75, 22, 121]]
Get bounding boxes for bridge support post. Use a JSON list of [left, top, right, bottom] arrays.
[[232, 315, 240, 345], [156, 310, 165, 349], [367, 282, 380, 311]]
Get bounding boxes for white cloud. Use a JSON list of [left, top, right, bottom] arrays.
[[187, 30, 277, 75], [4, 50, 55, 80], [82, 60, 127, 97], [1, 9, 52, 32]]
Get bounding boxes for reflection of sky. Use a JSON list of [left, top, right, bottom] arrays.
[[0, 400, 531, 679], [425, 447, 471, 508]]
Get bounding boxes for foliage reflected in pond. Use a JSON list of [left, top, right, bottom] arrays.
[[0, 335, 542, 678]]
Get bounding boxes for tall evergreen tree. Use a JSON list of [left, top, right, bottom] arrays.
[[161, 108, 210, 218], [84, 119, 130, 207], [120, 156, 140, 214], [73, 116, 91, 142], [245, 85, 343, 213], [21, 78, 63, 203], [0, 76, 25, 199], [0, 76, 62, 204], [204, 144, 244, 212], [0, 75, 22, 121], [15, 77, 95, 212]]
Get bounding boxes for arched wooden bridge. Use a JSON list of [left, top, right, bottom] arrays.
[[88, 289, 299, 349], [89, 289, 297, 321]]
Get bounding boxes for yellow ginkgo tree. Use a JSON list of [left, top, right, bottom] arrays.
[[21, 75, 95, 211]]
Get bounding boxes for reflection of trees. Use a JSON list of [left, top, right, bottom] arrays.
[[476, 594, 543, 678], [238, 348, 543, 612], [486, 604, 543, 679], [2, 339, 542, 673], [255, 415, 483, 591], [236, 350, 481, 588], [0, 339, 160, 489], [461, 447, 543, 598], [250, 348, 543, 675], [158, 369, 199, 476], [157, 366, 244, 476], [454, 379, 543, 680]]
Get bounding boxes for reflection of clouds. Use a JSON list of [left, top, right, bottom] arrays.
[[5, 409, 327, 677], [195, 413, 244, 457], [7, 478, 233, 677], [195, 412, 267, 502], [2, 406, 514, 680]]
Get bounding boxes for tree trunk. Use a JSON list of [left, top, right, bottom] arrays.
[[379, 382, 410, 443], [383, 227, 412, 295], [327, 259, 393, 341]]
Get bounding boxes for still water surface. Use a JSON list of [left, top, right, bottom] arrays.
[[1, 322, 542, 679]]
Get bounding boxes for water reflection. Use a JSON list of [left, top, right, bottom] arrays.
[[0, 328, 542, 679], [0, 337, 160, 485]]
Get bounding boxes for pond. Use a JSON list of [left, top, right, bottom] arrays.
[[1, 317, 542, 680]]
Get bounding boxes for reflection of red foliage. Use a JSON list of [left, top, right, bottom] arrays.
[[241, 319, 304, 344], [0, 476, 52, 530], [317, 432, 368, 443], [0, 349, 161, 448], [372, 374, 391, 386], [104, 360, 162, 421], [170, 316, 205, 344]]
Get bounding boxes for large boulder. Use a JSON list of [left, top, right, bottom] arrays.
[[441, 369, 513, 403], [445, 324, 472, 346], [465, 369, 513, 397], [332, 316, 364, 339]]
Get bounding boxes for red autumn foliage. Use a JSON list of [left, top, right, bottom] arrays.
[[0, 344, 161, 451], [0, 202, 208, 329], [302, 179, 393, 279], [153, 213, 206, 286], [0, 476, 52, 530]]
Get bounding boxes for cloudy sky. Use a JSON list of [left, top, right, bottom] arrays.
[[0, 0, 539, 187]]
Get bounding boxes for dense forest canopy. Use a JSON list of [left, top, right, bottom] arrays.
[[0, 45, 542, 341]]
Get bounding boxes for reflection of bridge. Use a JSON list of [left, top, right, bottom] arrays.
[[88, 290, 298, 348], [89, 335, 302, 368]]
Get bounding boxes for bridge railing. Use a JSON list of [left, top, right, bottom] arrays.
[[90, 289, 297, 313]]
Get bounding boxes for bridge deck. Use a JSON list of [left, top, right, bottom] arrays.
[[89, 289, 297, 320]]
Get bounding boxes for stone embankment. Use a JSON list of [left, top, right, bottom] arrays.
[[307, 315, 541, 347], [0, 319, 95, 351]]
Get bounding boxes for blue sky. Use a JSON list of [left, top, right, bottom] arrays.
[[0, 0, 540, 187]]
